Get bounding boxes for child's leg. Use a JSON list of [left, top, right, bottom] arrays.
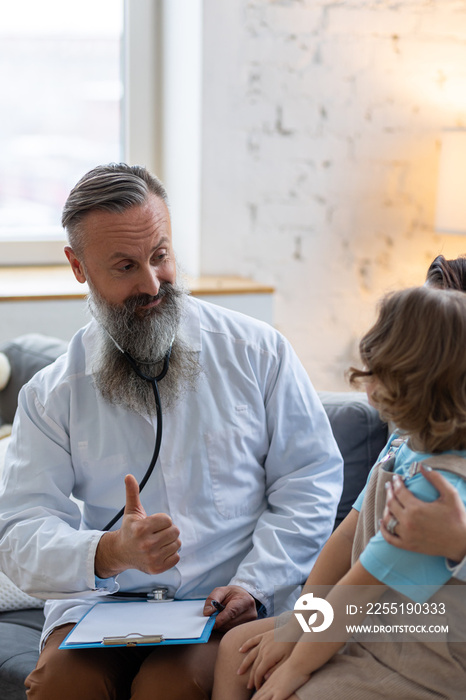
[[212, 617, 275, 700]]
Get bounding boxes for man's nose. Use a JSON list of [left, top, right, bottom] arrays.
[[137, 266, 160, 297]]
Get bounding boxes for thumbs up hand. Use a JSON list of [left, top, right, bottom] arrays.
[[123, 473, 148, 519], [95, 474, 181, 579]]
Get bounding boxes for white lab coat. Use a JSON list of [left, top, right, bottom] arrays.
[[0, 296, 343, 646]]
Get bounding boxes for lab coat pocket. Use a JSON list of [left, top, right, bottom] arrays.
[[205, 409, 266, 519]]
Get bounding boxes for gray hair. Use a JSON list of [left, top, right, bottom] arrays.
[[62, 163, 169, 257]]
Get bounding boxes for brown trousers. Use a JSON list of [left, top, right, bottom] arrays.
[[26, 623, 223, 700]]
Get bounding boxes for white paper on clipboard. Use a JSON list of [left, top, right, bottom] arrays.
[[61, 599, 211, 647]]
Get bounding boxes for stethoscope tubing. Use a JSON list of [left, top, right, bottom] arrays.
[[101, 346, 171, 532]]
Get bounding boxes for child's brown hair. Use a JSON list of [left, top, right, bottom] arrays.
[[349, 286, 466, 453]]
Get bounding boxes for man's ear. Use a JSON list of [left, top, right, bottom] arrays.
[[64, 246, 87, 284]]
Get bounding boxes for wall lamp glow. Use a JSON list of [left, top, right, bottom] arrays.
[[436, 129, 466, 235]]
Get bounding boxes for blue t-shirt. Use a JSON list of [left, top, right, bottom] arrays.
[[353, 434, 466, 602]]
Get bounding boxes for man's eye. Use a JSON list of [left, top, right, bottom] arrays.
[[119, 263, 134, 272]]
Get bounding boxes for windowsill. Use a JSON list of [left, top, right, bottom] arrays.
[[0, 265, 274, 302]]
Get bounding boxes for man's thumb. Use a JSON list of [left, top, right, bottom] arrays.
[[124, 474, 146, 516]]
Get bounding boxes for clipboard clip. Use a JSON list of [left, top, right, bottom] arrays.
[[102, 633, 165, 646]]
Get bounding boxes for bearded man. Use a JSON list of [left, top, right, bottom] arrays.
[[0, 164, 343, 700]]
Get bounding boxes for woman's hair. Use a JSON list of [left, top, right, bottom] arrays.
[[349, 286, 466, 453], [426, 254, 466, 292]]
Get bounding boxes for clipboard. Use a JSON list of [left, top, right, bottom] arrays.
[[59, 599, 216, 649]]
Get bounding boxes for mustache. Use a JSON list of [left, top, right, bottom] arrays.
[[123, 286, 168, 313]]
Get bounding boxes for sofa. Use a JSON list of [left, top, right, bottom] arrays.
[[0, 333, 388, 700]]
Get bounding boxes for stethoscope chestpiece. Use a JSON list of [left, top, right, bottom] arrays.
[[147, 587, 174, 603]]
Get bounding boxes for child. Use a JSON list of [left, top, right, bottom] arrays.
[[212, 286, 466, 700]]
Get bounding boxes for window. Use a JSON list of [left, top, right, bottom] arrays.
[[0, 0, 124, 260], [0, 0, 202, 276]]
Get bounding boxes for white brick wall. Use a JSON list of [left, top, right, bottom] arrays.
[[201, 0, 466, 390]]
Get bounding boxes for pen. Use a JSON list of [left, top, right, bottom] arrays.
[[211, 599, 226, 613], [109, 587, 173, 602]]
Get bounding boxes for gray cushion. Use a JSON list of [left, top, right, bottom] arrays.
[[0, 335, 68, 426], [0, 609, 44, 700], [318, 391, 388, 527]]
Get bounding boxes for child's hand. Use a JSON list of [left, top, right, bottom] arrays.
[[237, 629, 294, 690], [252, 658, 311, 700]]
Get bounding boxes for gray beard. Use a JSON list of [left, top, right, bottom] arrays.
[[87, 282, 201, 415]]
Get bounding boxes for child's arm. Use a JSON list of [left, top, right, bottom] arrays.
[[238, 509, 359, 691], [252, 561, 384, 700], [302, 507, 359, 588]]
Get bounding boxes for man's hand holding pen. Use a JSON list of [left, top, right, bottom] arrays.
[[204, 585, 258, 630]]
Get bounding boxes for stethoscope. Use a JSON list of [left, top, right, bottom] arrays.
[[102, 337, 173, 533]]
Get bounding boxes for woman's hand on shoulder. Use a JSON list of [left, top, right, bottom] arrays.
[[381, 467, 466, 561]]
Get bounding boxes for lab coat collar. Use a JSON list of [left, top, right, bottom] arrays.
[[179, 294, 202, 352]]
